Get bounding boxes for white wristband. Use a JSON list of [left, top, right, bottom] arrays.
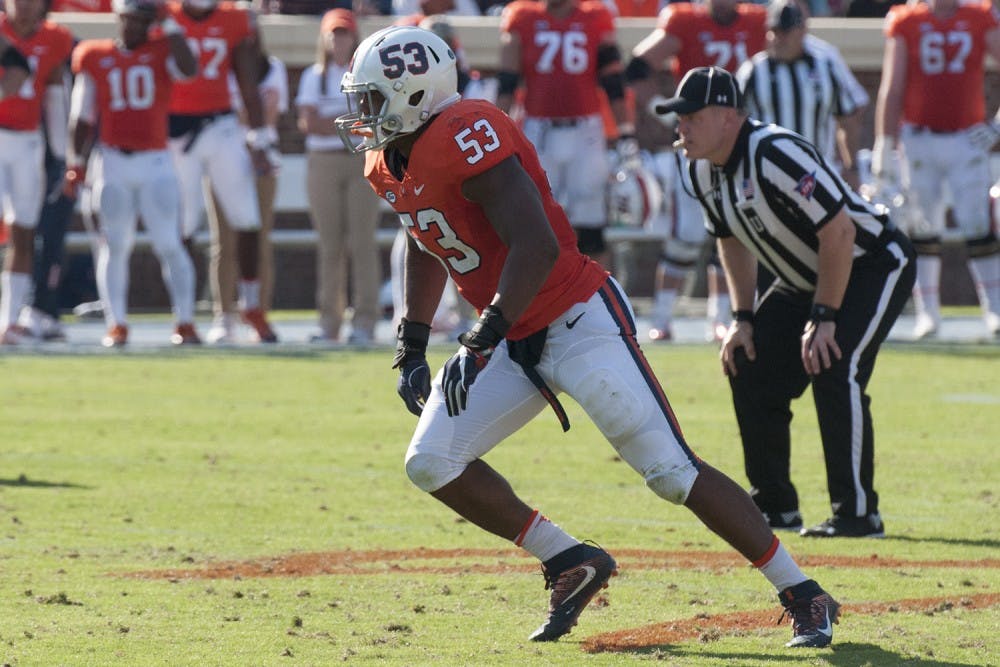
[[873, 136, 895, 153], [161, 17, 183, 36], [245, 128, 270, 151]]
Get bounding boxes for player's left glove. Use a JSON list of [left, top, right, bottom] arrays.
[[967, 120, 1000, 152], [393, 319, 432, 417], [442, 305, 510, 418]]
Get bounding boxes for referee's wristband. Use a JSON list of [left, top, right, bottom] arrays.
[[732, 309, 755, 323], [810, 303, 839, 323]]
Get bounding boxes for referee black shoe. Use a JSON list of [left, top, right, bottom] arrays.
[[800, 513, 885, 538], [763, 510, 803, 531]]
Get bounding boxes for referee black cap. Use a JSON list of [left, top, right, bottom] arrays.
[[768, 0, 805, 31], [654, 66, 743, 115]]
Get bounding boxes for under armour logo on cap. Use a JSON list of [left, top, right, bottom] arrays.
[[654, 66, 743, 115]]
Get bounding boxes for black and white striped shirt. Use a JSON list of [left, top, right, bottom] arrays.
[[689, 120, 892, 293], [735, 37, 867, 162]]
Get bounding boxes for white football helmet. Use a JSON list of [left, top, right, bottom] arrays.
[[336, 26, 460, 153], [607, 153, 664, 228]]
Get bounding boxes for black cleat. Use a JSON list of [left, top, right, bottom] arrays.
[[801, 513, 885, 538], [763, 510, 803, 531], [778, 579, 841, 648], [529, 543, 617, 642]]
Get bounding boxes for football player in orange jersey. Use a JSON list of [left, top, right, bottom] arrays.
[[0, 0, 73, 344], [625, 0, 766, 344], [497, 0, 635, 269], [336, 25, 840, 648], [165, 0, 277, 343], [873, 0, 1000, 339], [67, 0, 201, 347]]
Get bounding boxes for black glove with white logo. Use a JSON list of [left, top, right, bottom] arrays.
[[393, 319, 432, 417], [442, 305, 510, 417]]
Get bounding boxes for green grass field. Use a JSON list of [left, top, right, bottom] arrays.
[[2, 343, 997, 665]]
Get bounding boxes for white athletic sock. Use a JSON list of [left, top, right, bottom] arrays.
[[238, 280, 261, 311], [652, 288, 677, 328], [967, 254, 1000, 318], [754, 537, 808, 593], [708, 292, 731, 326], [0, 270, 30, 330], [157, 245, 197, 323], [97, 241, 131, 327], [514, 510, 580, 563], [913, 255, 942, 322]]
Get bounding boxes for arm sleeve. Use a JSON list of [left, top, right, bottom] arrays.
[[69, 70, 97, 126], [44, 83, 69, 159]]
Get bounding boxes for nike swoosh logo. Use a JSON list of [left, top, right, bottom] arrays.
[[816, 608, 833, 637], [563, 565, 597, 605], [414, 184, 425, 195], [566, 313, 585, 329]]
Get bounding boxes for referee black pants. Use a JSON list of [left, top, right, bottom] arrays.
[[729, 230, 916, 519]]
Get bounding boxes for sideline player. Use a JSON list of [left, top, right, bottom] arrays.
[[497, 0, 635, 268], [165, 0, 277, 342], [67, 0, 201, 347], [625, 0, 765, 342], [0, 0, 73, 344], [873, 0, 1000, 338], [336, 25, 841, 648]]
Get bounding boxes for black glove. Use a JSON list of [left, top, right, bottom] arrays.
[[442, 305, 510, 417], [393, 319, 431, 417]]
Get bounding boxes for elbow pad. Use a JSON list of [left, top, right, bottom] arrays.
[[496, 70, 520, 97], [596, 43, 621, 70], [624, 56, 652, 84], [599, 71, 626, 102], [0, 45, 31, 74]]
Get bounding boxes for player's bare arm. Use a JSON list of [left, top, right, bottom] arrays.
[[716, 235, 757, 375], [835, 108, 863, 188], [232, 23, 269, 173], [65, 72, 97, 197], [802, 207, 855, 376], [872, 36, 906, 181], [401, 232, 449, 327], [163, 19, 197, 77], [460, 155, 559, 325]]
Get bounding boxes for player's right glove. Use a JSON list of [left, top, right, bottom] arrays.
[[442, 305, 510, 418], [393, 318, 432, 417], [967, 120, 1000, 152], [63, 164, 86, 199]]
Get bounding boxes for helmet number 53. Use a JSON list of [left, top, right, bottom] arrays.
[[454, 119, 501, 165], [379, 42, 430, 79]]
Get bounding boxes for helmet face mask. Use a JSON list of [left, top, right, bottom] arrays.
[[336, 26, 460, 154]]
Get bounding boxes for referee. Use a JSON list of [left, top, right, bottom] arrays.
[[656, 66, 916, 538], [736, 0, 867, 188]]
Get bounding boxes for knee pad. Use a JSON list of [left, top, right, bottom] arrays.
[[575, 367, 647, 440], [644, 459, 699, 505], [404, 451, 463, 493]]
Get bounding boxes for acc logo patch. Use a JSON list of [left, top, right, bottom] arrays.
[[794, 171, 817, 200], [385, 191, 396, 204]]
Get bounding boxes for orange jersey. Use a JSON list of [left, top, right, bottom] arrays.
[[364, 100, 609, 340], [501, 0, 616, 118], [166, 1, 253, 114], [657, 3, 766, 78], [615, 0, 661, 18], [885, 3, 1000, 131], [0, 17, 74, 131], [73, 38, 177, 152]]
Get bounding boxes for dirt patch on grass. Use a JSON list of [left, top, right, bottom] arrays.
[[123, 548, 998, 651], [581, 593, 1000, 653], [125, 547, 999, 580]]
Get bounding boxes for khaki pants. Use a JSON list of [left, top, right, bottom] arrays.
[[306, 149, 381, 339], [206, 172, 276, 314]]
